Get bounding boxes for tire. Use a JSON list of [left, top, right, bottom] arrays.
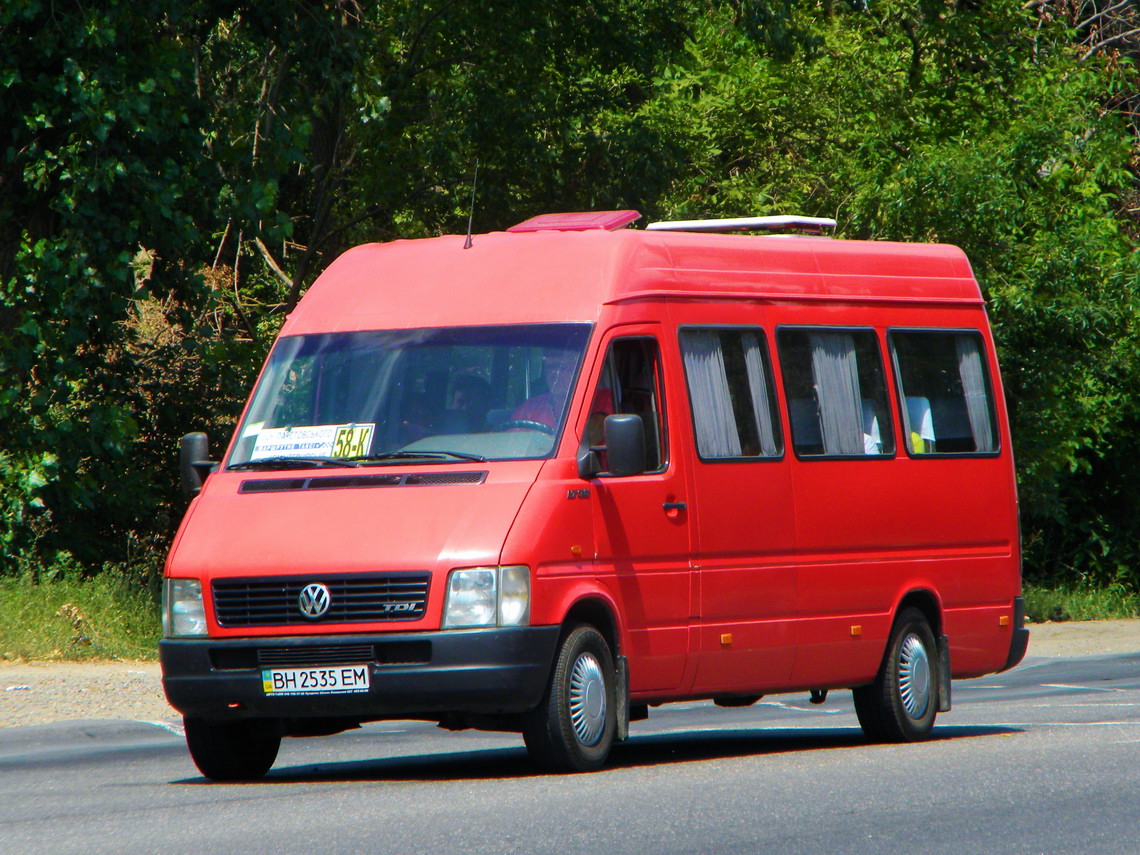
[[184, 716, 281, 781], [853, 607, 939, 742], [523, 624, 617, 773]]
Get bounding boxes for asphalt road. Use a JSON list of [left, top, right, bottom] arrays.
[[2, 652, 1138, 855]]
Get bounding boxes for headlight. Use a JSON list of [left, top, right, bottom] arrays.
[[498, 566, 530, 626], [442, 568, 496, 628], [443, 566, 529, 628], [163, 578, 208, 637]]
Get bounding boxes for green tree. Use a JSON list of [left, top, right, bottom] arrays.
[[0, 0, 701, 571], [0, 1, 224, 568], [641, 0, 1140, 584], [3, 0, 1139, 593]]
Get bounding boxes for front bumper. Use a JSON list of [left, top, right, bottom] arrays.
[[160, 626, 561, 721]]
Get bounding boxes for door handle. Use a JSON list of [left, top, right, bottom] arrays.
[[663, 502, 687, 512]]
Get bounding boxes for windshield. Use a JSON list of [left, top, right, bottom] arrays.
[[228, 324, 592, 468]]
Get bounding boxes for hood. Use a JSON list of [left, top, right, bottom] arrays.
[[168, 462, 543, 579]]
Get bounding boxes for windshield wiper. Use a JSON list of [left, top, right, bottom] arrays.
[[343, 450, 487, 464], [228, 456, 361, 471]]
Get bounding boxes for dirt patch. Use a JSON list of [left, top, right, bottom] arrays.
[[2, 620, 1139, 729], [1025, 618, 1140, 659], [0, 661, 171, 729]]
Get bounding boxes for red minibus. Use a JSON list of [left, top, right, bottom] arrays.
[[162, 210, 1027, 779]]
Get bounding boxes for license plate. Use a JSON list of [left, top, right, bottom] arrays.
[[262, 665, 370, 696]]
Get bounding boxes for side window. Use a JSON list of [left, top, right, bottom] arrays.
[[679, 327, 782, 460], [776, 327, 895, 457], [890, 330, 998, 455], [592, 338, 667, 472]]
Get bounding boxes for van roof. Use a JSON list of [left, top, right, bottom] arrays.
[[281, 220, 981, 336]]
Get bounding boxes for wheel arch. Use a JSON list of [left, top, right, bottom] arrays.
[[893, 586, 952, 713], [894, 588, 943, 637], [561, 595, 621, 658]]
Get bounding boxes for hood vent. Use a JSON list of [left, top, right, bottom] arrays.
[[240, 471, 487, 493]]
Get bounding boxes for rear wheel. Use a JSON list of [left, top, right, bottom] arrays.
[[523, 624, 617, 772], [853, 608, 938, 742], [184, 716, 281, 781]]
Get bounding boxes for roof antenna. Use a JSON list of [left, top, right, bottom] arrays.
[[463, 160, 479, 249]]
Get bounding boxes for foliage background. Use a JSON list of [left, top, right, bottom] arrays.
[[2, 0, 1139, 590]]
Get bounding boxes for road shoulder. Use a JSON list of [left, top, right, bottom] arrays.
[[2, 620, 1139, 728]]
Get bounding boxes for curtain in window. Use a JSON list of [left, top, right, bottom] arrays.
[[682, 331, 742, 457], [955, 336, 995, 452], [741, 332, 778, 456], [809, 332, 864, 455]]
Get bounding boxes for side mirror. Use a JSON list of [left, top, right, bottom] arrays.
[[604, 414, 646, 477], [577, 414, 646, 479], [180, 432, 217, 499]]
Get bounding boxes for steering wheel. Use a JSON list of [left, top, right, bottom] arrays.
[[500, 419, 556, 435]]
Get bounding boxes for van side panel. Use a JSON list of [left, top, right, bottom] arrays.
[[778, 301, 1020, 688], [664, 303, 800, 695]]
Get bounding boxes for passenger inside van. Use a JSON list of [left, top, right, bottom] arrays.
[[441, 375, 493, 433], [905, 396, 936, 454], [861, 399, 884, 454]]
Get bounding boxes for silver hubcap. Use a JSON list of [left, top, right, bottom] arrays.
[[568, 651, 607, 746], [898, 633, 932, 719]]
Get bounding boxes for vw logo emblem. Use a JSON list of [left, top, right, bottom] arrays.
[[298, 583, 331, 619]]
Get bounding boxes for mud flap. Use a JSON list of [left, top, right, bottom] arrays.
[[616, 655, 630, 741], [999, 596, 1030, 672], [937, 634, 952, 712]]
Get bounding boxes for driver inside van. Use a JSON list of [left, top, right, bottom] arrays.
[[509, 348, 579, 430], [510, 348, 613, 433]]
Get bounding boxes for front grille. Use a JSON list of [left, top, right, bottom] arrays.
[[212, 573, 430, 627], [258, 644, 375, 666]]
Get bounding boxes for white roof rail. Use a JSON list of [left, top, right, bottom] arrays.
[[645, 215, 837, 234]]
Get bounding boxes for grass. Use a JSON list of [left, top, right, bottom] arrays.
[[1024, 583, 1140, 623], [0, 569, 161, 662]]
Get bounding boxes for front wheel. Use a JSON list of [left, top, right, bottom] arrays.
[[184, 717, 281, 781], [523, 624, 617, 772], [853, 608, 939, 742]]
